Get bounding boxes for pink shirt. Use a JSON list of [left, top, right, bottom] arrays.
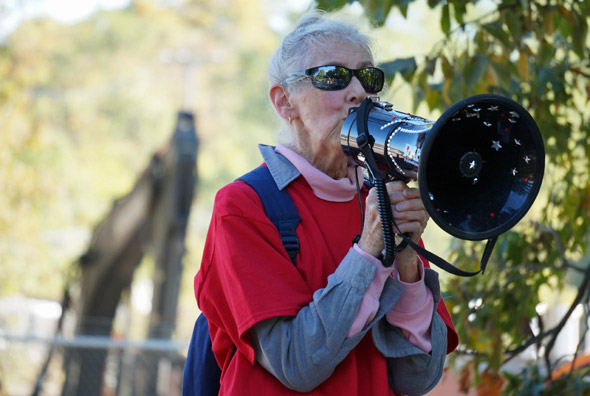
[[276, 144, 433, 353]]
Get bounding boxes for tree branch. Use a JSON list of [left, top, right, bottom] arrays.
[[543, 263, 590, 382], [531, 221, 573, 268], [562, 302, 590, 383], [503, 328, 558, 364]]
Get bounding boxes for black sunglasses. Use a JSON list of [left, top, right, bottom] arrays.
[[282, 65, 384, 93]]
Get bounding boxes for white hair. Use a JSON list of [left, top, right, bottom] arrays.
[[269, 10, 374, 88], [268, 10, 375, 142]]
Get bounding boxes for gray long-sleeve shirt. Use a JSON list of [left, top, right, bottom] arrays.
[[249, 248, 447, 395], [248, 146, 449, 396]]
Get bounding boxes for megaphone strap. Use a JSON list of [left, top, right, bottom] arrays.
[[391, 217, 498, 277]]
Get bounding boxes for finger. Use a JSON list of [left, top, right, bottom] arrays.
[[402, 187, 421, 200], [393, 211, 429, 228], [393, 208, 428, 222], [393, 221, 424, 239], [395, 198, 426, 212], [386, 181, 407, 192], [388, 191, 406, 206]]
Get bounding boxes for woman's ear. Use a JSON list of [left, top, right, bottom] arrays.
[[270, 85, 297, 122]]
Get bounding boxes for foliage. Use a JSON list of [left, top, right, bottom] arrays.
[[0, 0, 279, 303], [1, 0, 589, 393], [0, 9, 174, 298], [316, 0, 590, 392], [0, 2, 288, 392], [503, 363, 590, 396]]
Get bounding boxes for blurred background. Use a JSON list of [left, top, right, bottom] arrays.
[[0, 0, 588, 395]]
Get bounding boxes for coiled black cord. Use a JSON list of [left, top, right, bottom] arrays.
[[373, 177, 396, 267], [355, 97, 398, 267]]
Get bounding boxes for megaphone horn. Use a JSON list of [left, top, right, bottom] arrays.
[[341, 94, 545, 273]]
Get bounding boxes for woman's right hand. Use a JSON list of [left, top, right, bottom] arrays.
[[357, 180, 429, 282], [357, 181, 406, 258]]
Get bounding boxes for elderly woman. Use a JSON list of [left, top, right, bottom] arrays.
[[194, 11, 458, 396]]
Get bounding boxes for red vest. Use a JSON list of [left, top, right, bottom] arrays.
[[195, 174, 458, 395]]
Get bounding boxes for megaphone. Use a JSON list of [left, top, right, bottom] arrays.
[[341, 94, 545, 274]]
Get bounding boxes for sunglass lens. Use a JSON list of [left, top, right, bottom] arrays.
[[308, 66, 383, 92], [310, 66, 351, 90], [357, 68, 384, 93]]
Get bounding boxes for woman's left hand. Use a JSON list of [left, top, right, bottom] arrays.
[[389, 183, 429, 282]]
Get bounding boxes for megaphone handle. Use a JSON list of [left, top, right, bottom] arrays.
[[373, 177, 397, 267], [355, 97, 398, 267]]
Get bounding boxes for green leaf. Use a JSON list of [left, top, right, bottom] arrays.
[[379, 57, 417, 81], [399, 4, 408, 18], [425, 84, 442, 110], [482, 22, 511, 48], [412, 86, 425, 111], [463, 54, 487, 89], [556, 4, 575, 24], [504, 8, 523, 41], [516, 51, 529, 82], [361, 0, 416, 25], [439, 54, 454, 79], [370, 0, 395, 26], [424, 57, 437, 75], [537, 39, 555, 67], [441, 3, 451, 35], [489, 57, 513, 91], [391, 0, 415, 18], [540, 5, 554, 35], [572, 13, 589, 58], [448, 73, 464, 103], [391, 0, 416, 9], [554, 5, 574, 38], [315, 0, 351, 11], [452, 1, 466, 25]]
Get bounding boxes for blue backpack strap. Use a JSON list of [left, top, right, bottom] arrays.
[[182, 166, 301, 396], [238, 165, 300, 266], [182, 313, 221, 396], [182, 166, 300, 396]]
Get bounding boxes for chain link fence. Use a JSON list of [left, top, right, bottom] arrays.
[[0, 297, 190, 396], [1, 333, 188, 396]]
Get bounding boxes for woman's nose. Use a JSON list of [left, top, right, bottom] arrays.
[[346, 76, 366, 104]]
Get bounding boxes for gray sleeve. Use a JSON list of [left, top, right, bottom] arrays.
[[372, 268, 448, 396], [248, 248, 405, 392]]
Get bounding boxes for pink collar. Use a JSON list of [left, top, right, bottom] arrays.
[[276, 145, 364, 202]]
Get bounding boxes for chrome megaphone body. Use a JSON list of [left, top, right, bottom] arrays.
[[341, 94, 545, 243]]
